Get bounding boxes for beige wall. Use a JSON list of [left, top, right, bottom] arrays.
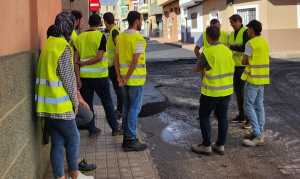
[[0, 1, 62, 178], [267, 0, 298, 29], [202, 0, 265, 32], [0, 0, 61, 56], [202, 0, 300, 55]]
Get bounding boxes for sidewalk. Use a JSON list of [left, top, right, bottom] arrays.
[[44, 106, 160, 179], [147, 39, 196, 62]]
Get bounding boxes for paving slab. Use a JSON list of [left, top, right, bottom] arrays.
[[44, 106, 160, 179]]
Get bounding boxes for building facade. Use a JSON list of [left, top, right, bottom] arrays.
[[138, 0, 150, 37], [180, 0, 203, 43], [176, 0, 300, 57], [0, 1, 63, 179], [100, 0, 121, 28], [149, 0, 163, 37], [159, 0, 181, 42]]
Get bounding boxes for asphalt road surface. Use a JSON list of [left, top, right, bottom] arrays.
[[140, 44, 300, 179]]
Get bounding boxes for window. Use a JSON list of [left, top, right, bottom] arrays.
[[191, 12, 197, 29], [209, 10, 219, 21], [234, 5, 259, 25]]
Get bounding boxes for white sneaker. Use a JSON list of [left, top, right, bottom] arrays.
[[243, 136, 264, 147], [191, 144, 212, 155], [68, 172, 94, 179]]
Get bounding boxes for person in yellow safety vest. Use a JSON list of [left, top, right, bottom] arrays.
[[241, 20, 270, 147], [228, 14, 250, 128], [194, 18, 228, 59], [115, 11, 148, 152], [74, 14, 121, 137], [36, 12, 94, 179], [191, 26, 235, 156], [71, 10, 83, 42], [71, 10, 83, 89], [103, 12, 124, 119]]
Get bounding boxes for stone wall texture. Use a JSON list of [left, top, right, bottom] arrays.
[[0, 0, 62, 178]]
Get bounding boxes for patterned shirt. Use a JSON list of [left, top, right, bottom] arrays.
[[37, 46, 78, 120]]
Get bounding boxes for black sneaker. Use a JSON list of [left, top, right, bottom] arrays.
[[232, 115, 245, 123], [122, 139, 147, 152], [78, 159, 97, 172], [112, 129, 123, 136], [88, 128, 101, 138]]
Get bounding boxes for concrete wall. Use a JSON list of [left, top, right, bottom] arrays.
[[0, 0, 62, 178]]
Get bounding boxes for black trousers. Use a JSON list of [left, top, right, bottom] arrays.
[[80, 78, 118, 133], [199, 95, 231, 146], [108, 66, 124, 113], [233, 66, 246, 120]]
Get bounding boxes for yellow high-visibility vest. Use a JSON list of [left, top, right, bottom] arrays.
[[201, 44, 235, 97], [106, 26, 119, 67], [35, 37, 74, 114], [71, 30, 78, 44], [228, 26, 247, 66], [75, 30, 108, 78], [117, 31, 147, 86], [203, 31, 228, 48], [241, 36, 270, 85]]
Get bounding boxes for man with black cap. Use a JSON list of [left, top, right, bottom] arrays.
[[241, 20, 270, 147]]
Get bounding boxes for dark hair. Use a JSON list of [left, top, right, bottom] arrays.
[[103, 12, 115, 25], [89, 14, 102, 27], [127, 11, 141, 27], [210, 19, 220, 26], [206, 26, 220, 41], [71, 10, 82, 20], [247, 20, 262, 36], [229, 14, 243, 23], [47, 25, 60, 38], [55, 11, 75, 41]]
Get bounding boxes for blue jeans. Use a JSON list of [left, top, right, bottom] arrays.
[[244, 83, 265, 137], [122, 86, 144, 140], [47, 119, 80, 178]]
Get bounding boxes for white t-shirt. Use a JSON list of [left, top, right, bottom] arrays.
[[195, 33, 204, 48], [244, 43, 253, 57]]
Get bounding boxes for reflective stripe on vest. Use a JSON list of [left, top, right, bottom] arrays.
[[120, 64, 146, 68], [201, 44, 235, 97], [229, 26, 247, 66], [118, 31, 147, 86], [80, 58, 108, 73], [243, 71, 269, 78], [205, 73, 234, 80], [76, 30, 108, 78], [35, 95, 70, 104], [202, 84, 233, 90], [36, 78, 63, 87], [241, 36, 270, 85], [35, 37, 74, 114]]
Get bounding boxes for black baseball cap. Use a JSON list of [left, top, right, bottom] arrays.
[[247, 20, 262, 34]]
